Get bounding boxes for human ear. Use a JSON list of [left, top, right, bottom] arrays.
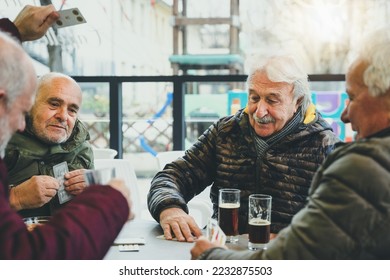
[[294, 97, 303, 113], [0, 90, 8, 116], [0, 89, 7, 106]]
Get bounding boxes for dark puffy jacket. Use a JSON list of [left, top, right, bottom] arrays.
[[4, 119, 94, 218], [201, 128, 390, 259], [148, 107, 340, 233]]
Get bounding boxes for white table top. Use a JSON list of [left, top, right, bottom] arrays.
[[104, 219, 194, 260], [104, 219, 249, 260]]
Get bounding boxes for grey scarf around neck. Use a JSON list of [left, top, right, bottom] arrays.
[[252, 107, 304, 158]]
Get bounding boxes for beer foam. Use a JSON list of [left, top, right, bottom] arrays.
[[249, 218, 271, 226], [219, 203, 240, 209]]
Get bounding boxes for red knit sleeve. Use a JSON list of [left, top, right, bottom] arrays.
[[0, 18, 22, 42]]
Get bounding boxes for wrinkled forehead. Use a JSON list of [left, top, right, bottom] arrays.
[[249, 71, 294, 93]]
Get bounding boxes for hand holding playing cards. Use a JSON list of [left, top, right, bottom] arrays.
[[191, 219, 227, 259], [13, 4, 60, 41], [159, 208, 203, 242], [64, 169, 88, 195], [9, 175, 60, 211], [190, 236, 226, 260]]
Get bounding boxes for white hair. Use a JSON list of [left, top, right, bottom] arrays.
[[357, 26, 390, 97], [246, 54, 311, 113], [0, 31, 34, 106], [0, 31, 36, 155]]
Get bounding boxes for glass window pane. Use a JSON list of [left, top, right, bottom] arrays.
[[184, 81, 247, 147]]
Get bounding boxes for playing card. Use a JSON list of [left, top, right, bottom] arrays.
[[53, 161, 74, 204], [206, 218, 218, 240], [53, 8, 87, 29], [211, 226, 227, 246], [207, 218, 226, 245], [118, 244, 139, 252], [113, 237, 146, 245]]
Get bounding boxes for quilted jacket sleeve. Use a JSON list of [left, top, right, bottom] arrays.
[[201, 139, 390, 259], [147, 122, 219, 222]]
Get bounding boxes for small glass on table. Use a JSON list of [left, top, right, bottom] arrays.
[[248, 194, 272, 250], [218, 188, 240, 243]]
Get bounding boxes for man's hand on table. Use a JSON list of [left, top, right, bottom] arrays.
[[159, 207, 203, 242]]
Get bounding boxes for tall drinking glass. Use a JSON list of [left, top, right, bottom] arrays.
[[248, 194, 272, 250], [218, 188, 240, 243]]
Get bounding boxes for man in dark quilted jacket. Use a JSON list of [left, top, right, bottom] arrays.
[[148, 54, 340, 242]]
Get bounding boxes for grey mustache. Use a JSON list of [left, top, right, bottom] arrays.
[[253, 114, 275, 124]]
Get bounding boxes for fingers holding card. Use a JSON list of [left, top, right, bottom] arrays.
[[206, 218, 227, 246], [53, 8, 87, 29], [53, 161, 74, 204]]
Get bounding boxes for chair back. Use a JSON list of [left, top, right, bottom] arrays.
[[155, 150, 186, 169], [93, 148, 118, 159]]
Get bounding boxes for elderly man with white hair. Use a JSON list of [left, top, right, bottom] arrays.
[[191, 26, 390, 260], [148, 54, 340, 242], [0, 5, 132, 260]]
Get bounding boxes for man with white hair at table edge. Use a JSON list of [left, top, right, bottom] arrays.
[[0, 5, 132, 260]]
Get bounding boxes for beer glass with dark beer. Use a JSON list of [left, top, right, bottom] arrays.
[[248, 194, 272, 250], [218, 188, 240, 243]]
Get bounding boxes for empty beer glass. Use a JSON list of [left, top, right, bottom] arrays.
[[218, 188, 240, 243], [248, 194, 272, 250]]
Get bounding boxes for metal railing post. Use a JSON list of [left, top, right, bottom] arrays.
[[172, 76, 185, 150], [109, 79, 123, 158]]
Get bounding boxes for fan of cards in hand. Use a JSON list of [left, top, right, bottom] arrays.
[[206, 218, 227, 245]]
